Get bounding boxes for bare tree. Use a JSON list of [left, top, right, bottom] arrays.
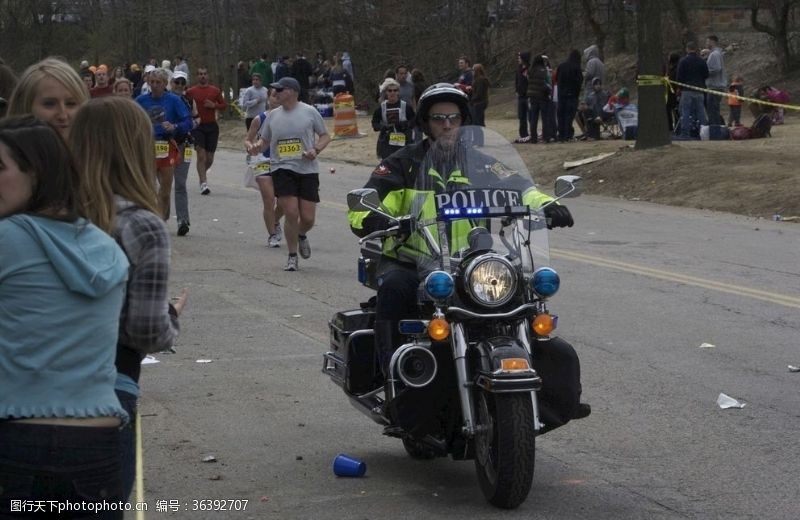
[[670, 0, 696, 47], [751, 0, 800, 73], [579, 0, 607, 56]]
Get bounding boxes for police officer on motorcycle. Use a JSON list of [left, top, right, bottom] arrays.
[[348, 83, 576, 381]]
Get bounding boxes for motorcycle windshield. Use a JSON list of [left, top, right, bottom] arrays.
[[405, 126, 551, 279]]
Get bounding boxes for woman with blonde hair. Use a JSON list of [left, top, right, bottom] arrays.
[[6, 57, 88, 139], [69, 96, 188, 500], [112, 77, 133, 97]]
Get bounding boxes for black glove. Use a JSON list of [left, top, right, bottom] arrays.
[[395, 215, 415, 240], [544, 204, 574, 229]]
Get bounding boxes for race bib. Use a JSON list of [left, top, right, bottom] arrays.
[[155, 140, 170, 159], [183, 147, 193, 162], [388, 132, 406, 147], [254, 160, 271, 174], [277, 138, 303, 158]]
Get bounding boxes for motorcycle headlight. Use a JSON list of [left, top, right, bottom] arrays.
[[531, 267, 560, 298], [465, 254, 517, 307]]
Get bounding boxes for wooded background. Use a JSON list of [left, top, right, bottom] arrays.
[[1, 0, 798, 101]]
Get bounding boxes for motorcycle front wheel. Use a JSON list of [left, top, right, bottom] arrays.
[[473, 390, 536, 509]]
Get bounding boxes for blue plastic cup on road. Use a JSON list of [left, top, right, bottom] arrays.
[[333, 453, 367, 477]]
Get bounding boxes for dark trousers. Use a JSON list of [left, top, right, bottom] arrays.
[[0, 422, 123, 519], [728, 105, 741, 125], [529, 98, 554, 142], [706, 88, 725, 125], [470, 103, 487, 127], [557, 96, 579, 141], [374, 265, 419, 376], [517, 96, 529, 138], [115, 390, 137, 502]]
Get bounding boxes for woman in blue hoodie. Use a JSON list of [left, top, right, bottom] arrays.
[[0, 116, 129, 515]]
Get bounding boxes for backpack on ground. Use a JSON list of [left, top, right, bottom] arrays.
[[730, 126, 752, 140], [750, 114, 772, 138], [699, 124, 730, 141]]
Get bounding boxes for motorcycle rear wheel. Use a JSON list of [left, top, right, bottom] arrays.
[[473, 390, 536, 509]]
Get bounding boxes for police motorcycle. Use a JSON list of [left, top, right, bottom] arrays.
[[323, 127, 585, 509]]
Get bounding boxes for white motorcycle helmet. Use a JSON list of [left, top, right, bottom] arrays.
[[416, 83, 472, 137]]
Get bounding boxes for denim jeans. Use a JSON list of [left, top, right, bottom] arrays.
[[679, 90, 707, 138], [557, 96, 579, 140], [0, 422, 123, 519], [173, 144, 191, 226], [516, 96, 529, 138], [115, 390, 137, 503]]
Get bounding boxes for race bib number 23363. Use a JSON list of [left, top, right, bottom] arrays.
[[277, 138, 303, 158]]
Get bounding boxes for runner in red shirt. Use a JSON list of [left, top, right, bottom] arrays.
[[186, 67, 226, 195]]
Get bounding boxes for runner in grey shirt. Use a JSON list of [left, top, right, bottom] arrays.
[[242, 73, 268, 130], [256, 76, 330, 271]]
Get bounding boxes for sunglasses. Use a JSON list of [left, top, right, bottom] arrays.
[[429, 113, 462, 122], [172, 79, 186, 85], [385, 89, 399, 93], [273, 87, 284, 92]]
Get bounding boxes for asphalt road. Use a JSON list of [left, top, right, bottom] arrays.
[[133, 147, 800, 520]]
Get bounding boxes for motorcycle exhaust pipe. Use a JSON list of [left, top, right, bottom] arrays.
[[389, 343, 438, 390]]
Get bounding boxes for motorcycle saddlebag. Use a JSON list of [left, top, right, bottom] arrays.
[[329, 309, 378, 395], [531, 337, 583, 434]]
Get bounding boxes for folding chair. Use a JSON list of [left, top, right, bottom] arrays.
[[601, 117, 621, 139]]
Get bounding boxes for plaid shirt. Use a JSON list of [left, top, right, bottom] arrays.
[[113, 197, 179, 353]]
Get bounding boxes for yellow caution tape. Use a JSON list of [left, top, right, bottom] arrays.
[[636, 75, 673, 102], [637, 75, 799, 111]]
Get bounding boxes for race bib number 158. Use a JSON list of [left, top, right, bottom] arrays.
[[155, 141, 169, 159]]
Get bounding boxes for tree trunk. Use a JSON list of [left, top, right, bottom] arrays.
[[750, 0, 797, 73], [635, 0, 670, 150], [671, 0, 696, 47], [611, 0, 627, 52], [579, 0, 607, 56]]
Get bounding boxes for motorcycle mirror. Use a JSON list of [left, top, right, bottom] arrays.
[[554, 175, 583, 199], [347, 188, 387, 212]]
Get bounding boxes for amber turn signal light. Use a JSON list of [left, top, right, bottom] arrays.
[[532, 313, 554, 336], [428, 317, 450, 341], [500, 358, 531, 371]]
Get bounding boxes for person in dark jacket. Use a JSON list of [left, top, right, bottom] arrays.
[[290, 51, 314, 103], [666, 52, 681, 131], [469, 63, 490, 127], [526, 55, 554, 143], [578, 78, 611, 139], [675, 41, 709, 138], [274, 56, 290, 81], [514, 51, 530, 142], [555, 49, 583, 141]]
